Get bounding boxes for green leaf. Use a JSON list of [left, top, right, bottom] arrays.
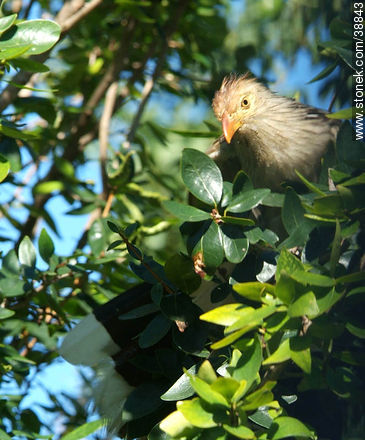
[[335, 271, 365, 285], [294, 170, 326, 196], [0, 120, 37, 141], [200, 303, 248, 327], [161, 365, 197, 401], [326, 107, 354, 120], [330, 219, 342, 276], [201, 220, 224, 270], [290, 270, 334, 287], [276, 249, 304, 281], [18, 235, 36, 268], [0, 308, 15, 319], [165, 253, 201, 294], [33, 180, 65, 194], [275, 272, 295, 305], [38, 228, 54, 263], [267, 416, 314, 439], [262, 192, 285, 207], [198, 360, 217, 384], [0, 13, 17, 36], [221, 215, 255, 227], [282, 188, 305, 234], [289, 336, 311, 373], [0, 136, 21, 172], [60, 419, 104, 440], [221, 224, 249, 263], [177, 398, 217, 428], [211, 377, 241, 402], [249, 409, 273, 429], [211, 327, 249, 350], [241, 384, 275, 411], [123, 382, 165, 422], [0, 153, 10, 182], [233, 282, 275, 303], [0, 43, 31, 60], [227, 189, 270, 213], [181, 148, 223, 206], [138, 313, 171, 348], [0, 19, 61, 56], [118, 303, 160, 320], [226, 305, 277, 333], [163, 200, 211, 222], [263, 339, 291, 365], [229, 338, 262, 389], [288, 291, 320, 318], [223, 424, 255, 439], [245, 227, 279, 246], [186, 371, 230, 407], [10, 57, 50, 72], [0, 278, 25, 297], [160, 410, 197, 438], [308, 61, 337, 83]]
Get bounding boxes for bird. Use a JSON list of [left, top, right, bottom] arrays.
[[59, 73, 341, 437], [208, 73, 340, 191]]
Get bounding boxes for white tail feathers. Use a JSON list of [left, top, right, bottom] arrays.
[[59, 314, 120, 366], [94, 361, 134, 435]]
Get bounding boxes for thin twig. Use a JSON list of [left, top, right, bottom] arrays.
[[58, 0, 104, 34], [99, 81, 118, 199], [125, 0, 190, 147]]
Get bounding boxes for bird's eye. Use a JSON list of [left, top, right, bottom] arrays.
[[241, 97, 250, 108]]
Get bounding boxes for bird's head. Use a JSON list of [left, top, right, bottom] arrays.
[[212, 73, 268, 143]]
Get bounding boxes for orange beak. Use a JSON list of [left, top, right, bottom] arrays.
[[222, 112, 241, 144]]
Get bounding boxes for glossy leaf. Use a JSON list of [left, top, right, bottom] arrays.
[[159, 410, 197, 438], [0, 154, 10, 182], [186, 373, 230, 407], [201, 220, 224, 270], [38, 228, 55, 263], [223, 424, 255, 439], [288, 291, 320, 318], [165, 253, 201, 294], [163, 200, 211, 222], [267, 416, 314, 439], [221, 224, 249, 263], [290, 270, 334, 287], [200, 303, 249, 327], [0, 19, 61, 56], [181, 148, 223, 206], [229, 338, 262, 389], [282, 188, 305, 234], [60, 419, 104, 440], [138, 313, 171, 348], [161, 366, 197, 401], [263, 339, 291, 365], [233, 281, 275, 303], [0, 14, 17, 36], [177, 398, 217, 428], [227, 189, 270, 213], [18, 235, 36, 268], [289, 336, 312, 374]]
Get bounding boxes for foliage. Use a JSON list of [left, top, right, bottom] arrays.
[[0, 1, 362, 440]]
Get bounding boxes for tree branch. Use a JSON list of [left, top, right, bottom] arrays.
[[0, 0, 104, 112], [125, 0, 189, 147], [99, 81, 118, 195]]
